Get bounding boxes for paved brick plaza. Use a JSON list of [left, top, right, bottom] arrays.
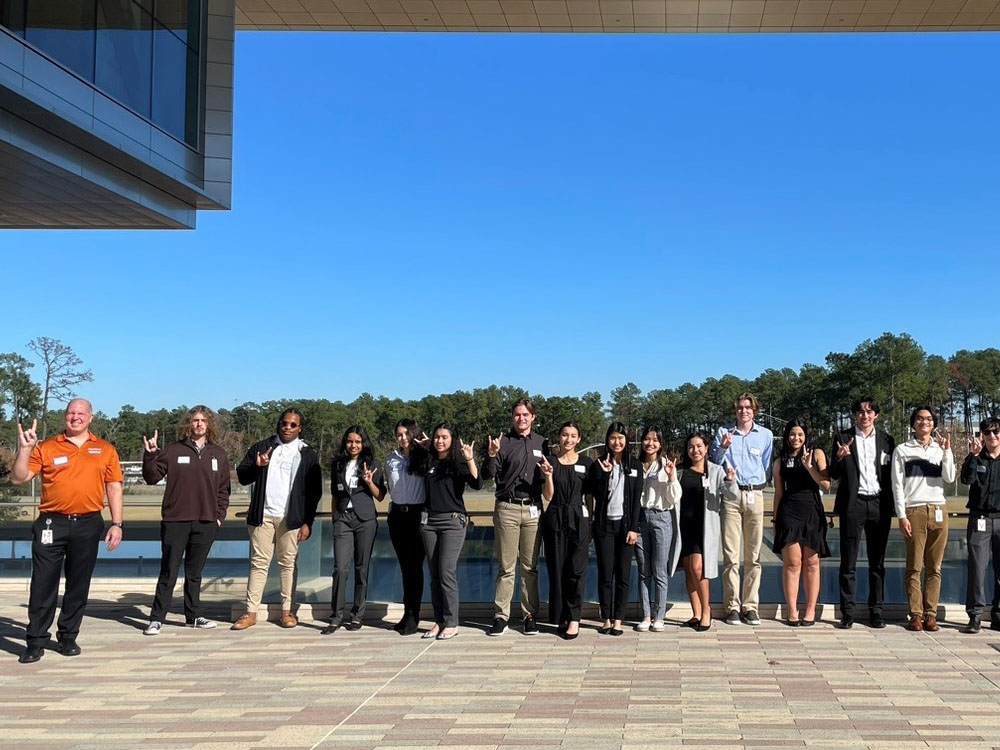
[[3, 596, 1000, 750]]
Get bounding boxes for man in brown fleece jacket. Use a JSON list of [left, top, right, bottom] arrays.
[[141, 405, 231, 635]]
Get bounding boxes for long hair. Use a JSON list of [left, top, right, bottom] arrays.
[[333, 425, 375, 474], [411, 422, 463, 477], [178, 405, 219, 443], [603, 421, 630, 463], [395, 418, 425, 476], [778, 416, 811, 466], [638, 426, 664, 467], [679, 431, 710, 469]]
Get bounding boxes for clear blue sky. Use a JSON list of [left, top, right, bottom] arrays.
[[2, 31, 998, 413]]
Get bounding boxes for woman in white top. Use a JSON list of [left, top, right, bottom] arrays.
[[637, 427, 682, 632]]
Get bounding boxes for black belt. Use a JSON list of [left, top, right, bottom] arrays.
[[391, 504, 425, 513], [499, 497, 538, 506], [858, 493, 881, 501], [737, 483, 766, 491], [42, 511, 101, 521], [977, 511, 1000, 519]]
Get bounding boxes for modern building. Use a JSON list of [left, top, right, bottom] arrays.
[[1, 0, 996, 229]]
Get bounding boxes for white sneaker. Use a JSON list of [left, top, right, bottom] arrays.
[[143, 620, 162, 636], [636, 620, 651, 632], [186, 617, 217, 629], [650, 620, 665, 632]]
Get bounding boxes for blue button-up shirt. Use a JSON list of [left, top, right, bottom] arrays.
[[710, 422, 774, 486]]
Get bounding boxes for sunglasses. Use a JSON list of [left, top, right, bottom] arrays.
[[984, 428, 1000, 437], [280, 421, 299, 428]]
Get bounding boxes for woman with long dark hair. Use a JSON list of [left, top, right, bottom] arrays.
[[588, 422, 643, 636], [677, 432, 738, 631], [772, 417, 830, 626], [539, 421, 593, 640], [637, 426, 682, 632], [416, 423, 480, 640], [322, 425, 385, 634]]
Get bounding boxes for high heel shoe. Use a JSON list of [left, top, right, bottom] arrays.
[[694, 619, 712, 632], [683, 617, 699, 628]]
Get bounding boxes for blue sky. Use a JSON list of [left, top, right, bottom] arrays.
[[2, 31, 998, 413]]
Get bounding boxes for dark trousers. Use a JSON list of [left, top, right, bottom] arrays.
[[330, 511, 377, 621], [966, 514, 1000, 620], [420, 512, 467, 627], [151, 520, 218, 622], [541, 512, 590, 624], [27, 512, 104, 648], [388, 505, 426, 621], [838, 498, 891, 617], [594, 518, 632, 622]]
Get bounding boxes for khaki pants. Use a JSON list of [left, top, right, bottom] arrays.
[[904, 504, 949, 619], [721, 490, 764, 613], [493, 501, 541, 620], [246, 515, 300, 612]]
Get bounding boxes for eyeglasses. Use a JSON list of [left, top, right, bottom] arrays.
[[984, 428, 1000, 437], [280, 421, 299, 428], [913, 416, 935, 423]]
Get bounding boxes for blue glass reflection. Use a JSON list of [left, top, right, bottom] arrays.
[[96, 0, 152, 118], [25, 0, 96, 80]]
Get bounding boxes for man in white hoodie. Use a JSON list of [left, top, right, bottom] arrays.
[[892, 407, 955, 632]]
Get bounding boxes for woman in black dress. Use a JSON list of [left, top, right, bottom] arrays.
[[772, 417, 831, 626], [540, 421, 593, 640]]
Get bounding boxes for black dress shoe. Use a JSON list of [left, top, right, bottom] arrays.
[[597, 625, 612, 635], [609, 627, 624, 636], [57, 638, 81, 656], [400, 619, 419, 636], [836, 615, 854, 630], [320, 620, 342, 635], [19, 646, 43, 664], [962, 617, 982, 634], [870, 613, 886, 629], [694, 619, 713, 632], [557, 621, 569, 634], [991, 619, 1000, 632], [683, 618, 699, 628], [563, 630, 579, 641], [392, 618, 407, 633], [345, 618, 362, 631]]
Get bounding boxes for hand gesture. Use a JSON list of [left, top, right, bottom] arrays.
[[414, 431, 431, 448], [362, 462, 376, 484], [488, 432, 503, 458], [538, 456, 553, 477], [836, 437, 853, 460], [460, 439, 476, 462], [935, 430, 951, 451], [719, 429, 732, 450], [802, 448, 814, 470], [663, 457, 676, 482], [142, 429, 159, 453], [597, 455, 613, 473], [725, 465, 737, 483], [969, 435, 983, 456], [17, 419, 38, 450], [256, 445, 274, 467]]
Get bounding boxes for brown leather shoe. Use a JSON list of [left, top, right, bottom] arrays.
[[231, 612, 257, 631], [906, 615, 923, 632], [924, 615, 939, 632], [280, 611, 298, 628]]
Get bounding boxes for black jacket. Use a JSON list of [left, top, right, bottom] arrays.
[[588, 456, 643, 535], [963, 451, 1000, 514], [828, 428, 895, 516], [237, 437, 323, 529], [331, 456, 386, 522]]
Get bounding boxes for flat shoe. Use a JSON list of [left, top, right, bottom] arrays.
[[683, 618, 699, 628], [563, 631, 579, 641], [785, 619, 801, 627], [609, 628, 624, 636], [437, 629, 459, 640], [800, 619, 815, 627], [320, 622, 341, 635], [597, 625, 612, 635], [694, 620, 712, 632], [421, 627, 441, 640]]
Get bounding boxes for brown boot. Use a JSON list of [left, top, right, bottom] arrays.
[[280, 611, 298, 628], [231, 612, 257, 631], [924, 615, 939, 632], [906, 615, 923, 632]]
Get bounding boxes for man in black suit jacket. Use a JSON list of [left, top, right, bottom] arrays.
[[829, 397, 896, 629]]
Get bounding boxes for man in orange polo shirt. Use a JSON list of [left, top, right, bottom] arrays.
[[10, 398, 124, 664]]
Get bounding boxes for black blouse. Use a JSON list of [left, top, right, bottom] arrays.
[[425, 459, 482, 514], [548, 455, 593, 510]]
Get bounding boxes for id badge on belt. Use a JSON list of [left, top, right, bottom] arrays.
[[529, 505, 539, 519], [934, 507, 943, 523], [41, 518, 53, 545], [420, 511, 428, 525], [978, 517, 987, 532], [743, 490, 755, 509]]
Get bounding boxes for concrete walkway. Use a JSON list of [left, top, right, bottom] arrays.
[[3, 595, 1000, 750]]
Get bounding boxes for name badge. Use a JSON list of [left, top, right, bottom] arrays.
[[337, 483, 345, 491], [574, 465, 586, 474], [786, 459, 795, 468], [177, 456, 190, 464], [978, 465, 987, 473], [211, 458, 218, 472], [978, 517, 987, 532], [428, 468, 435, 475], [934, 507, 943, 523], [41, 529, 53, 544], [53, 456, 69, 466], [745, 491, 755, 507], [582, 505, 589, 518], [532, 449, 543, 458], [529, 505, 539, 519], [881, 454, 890, 466], [420, 511, 428, 525], [702, 476, 710, 489], [87, 447, 102, 454], [629, 469, 638, 478], [749, 447, 762, 457]]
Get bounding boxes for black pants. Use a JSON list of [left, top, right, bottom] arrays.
[[331, 510, 378, 621], [151, 520, 219, 622], [594, 518, 632, 622], [838, 498, 891, 617], [966, 514, 1000, 620], [27, 512, 104, 648], [542, 509, 590, 624], [388, 504, 425, 621]]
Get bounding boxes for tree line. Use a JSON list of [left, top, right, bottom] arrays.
[[1, 333, 999, 479]]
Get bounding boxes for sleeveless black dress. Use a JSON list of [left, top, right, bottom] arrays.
[[772, 458, 829, 556]]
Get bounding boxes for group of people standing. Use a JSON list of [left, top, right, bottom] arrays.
[[10, 393, 1000, 663]]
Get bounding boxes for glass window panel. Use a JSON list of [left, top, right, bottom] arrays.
[[96, 0, 152, 118], [153, 0, 199, 50], [25, 0, 97, 81], [1, 1, 28, 36], [152, 19, 198, 146]]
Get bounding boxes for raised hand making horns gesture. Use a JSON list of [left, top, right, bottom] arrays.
[[17, 419, 38, 450], [487, 432, 503, 458], [142, 429, 159, 453], [460, 439, 476, 462], [835, 437, 854, 460]]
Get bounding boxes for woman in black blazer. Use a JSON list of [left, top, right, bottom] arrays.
[[588, 421, 643, 636], [322, 425, 386, 633]]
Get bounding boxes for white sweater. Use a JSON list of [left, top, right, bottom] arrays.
[[891, 439, 956, 518]]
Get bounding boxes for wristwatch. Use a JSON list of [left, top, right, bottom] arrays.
[[111, 522, 124, 529]]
